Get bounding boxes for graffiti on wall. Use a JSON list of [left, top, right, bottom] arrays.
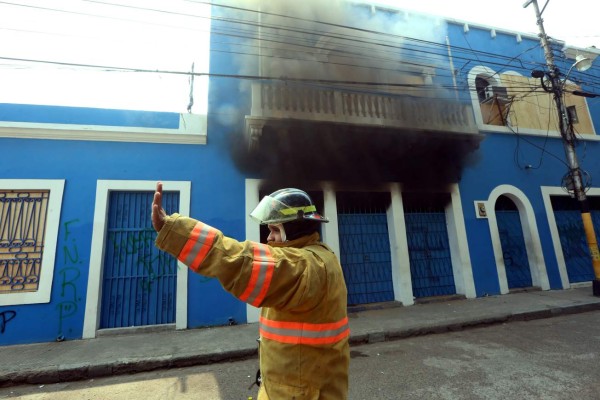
[[57, 219, 83, 338], [109, 229, 181, 293], [0, 310, 16, 334]]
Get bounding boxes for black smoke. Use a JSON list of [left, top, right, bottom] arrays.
[[219, 0, 483, 192]]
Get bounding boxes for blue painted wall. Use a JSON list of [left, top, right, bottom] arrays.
[[0, 103, 180, 128], [0, 37, 256, 345], [3, 5, 600, 346], [447, 21, 600, 296], [0, 4, 257, 346], [0, 131, 248, 345]]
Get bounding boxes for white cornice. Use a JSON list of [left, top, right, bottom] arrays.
[[354, 1, 558, 45], [0, 113, 207, 145]]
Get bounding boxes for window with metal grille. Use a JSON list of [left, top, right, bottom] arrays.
[[337, 192, 394, 305], [402, 192, 456, 298], [0, 190, 49, 294], [99, 190, 179, 328]]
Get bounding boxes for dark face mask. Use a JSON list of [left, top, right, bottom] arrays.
[[282, 220, 320, 241]]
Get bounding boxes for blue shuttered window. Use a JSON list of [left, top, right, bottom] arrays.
[[339, 213, 394, 305], [405, 211, 456, 298], [551, 196, 597, 284], [100, 191, 179, 329]]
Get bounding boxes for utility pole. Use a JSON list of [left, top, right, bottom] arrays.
[[525, 0, 600, 296]]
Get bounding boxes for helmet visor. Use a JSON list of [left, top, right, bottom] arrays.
[[250, 195, 317, 225]]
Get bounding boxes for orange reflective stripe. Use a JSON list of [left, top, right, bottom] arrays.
[[239, 243, 275, 306], [259, 316, 350, 345], [260, 316, 349, 332], [178, 222, 218, 271]]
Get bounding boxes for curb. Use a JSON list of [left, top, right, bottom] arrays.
[[2, 303, 600, 388], [348, 302, 600, 346], [0, 348, 259, 388]]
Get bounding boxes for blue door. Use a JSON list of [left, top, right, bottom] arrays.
[[551, 196, 598, 284], [496, 210, 533, 289], [554, 210, 598, 283], [100, 190, 179, 329], [405, 211, 456, 298], [338, 213, 394, 306]]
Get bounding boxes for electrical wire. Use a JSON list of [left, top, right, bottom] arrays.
[[506, 106, 568, 169], [1, 1, 599, 105], [0, 55, 482, 94], [513, 92, 553, 170], [0, 0, 552, 76], [86, 0, 547, 67], [0, 7, 584, 108], [0, 54, 567, 106], [0, 2, 585, 89]]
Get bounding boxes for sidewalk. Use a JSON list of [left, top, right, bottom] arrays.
[[2, 286, 600, 388]]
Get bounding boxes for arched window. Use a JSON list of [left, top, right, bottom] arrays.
[[475, 73, 508, 127], [468, 67, 514, 129]]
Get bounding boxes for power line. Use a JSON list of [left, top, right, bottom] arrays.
[[0, 9, 536, 84], [0, 55, 474, 92], [0, 0, 551, 72], [2, 1, 599, 103], [0, 54, 569, 98], [0, 0, 571, 90]]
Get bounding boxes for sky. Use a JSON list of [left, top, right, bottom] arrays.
[[375, 0, 599, 49], [0, 0, 211, 113], [0, 0, 597, 113]]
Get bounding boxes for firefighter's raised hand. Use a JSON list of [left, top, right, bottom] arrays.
[[152, 181, 167, 232]]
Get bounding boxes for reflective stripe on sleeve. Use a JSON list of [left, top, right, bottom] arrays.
[[239, 242, 275, 307], [178, 222, 218, 271], [259, 316, 350, 345]]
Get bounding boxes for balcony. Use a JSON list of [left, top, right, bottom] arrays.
[[240, 81, 481, 185], [245, 81, 478, 148]]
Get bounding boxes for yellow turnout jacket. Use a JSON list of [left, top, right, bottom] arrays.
[[155, 214, 349, 400]]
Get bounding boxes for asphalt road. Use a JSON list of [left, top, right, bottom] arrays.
[[2, 311, 599, 400]]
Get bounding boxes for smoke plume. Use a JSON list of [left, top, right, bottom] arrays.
[[215, 0, 481, 192]]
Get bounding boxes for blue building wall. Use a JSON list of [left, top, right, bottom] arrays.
[[0, 3, 259, 346], [0, 35, 255, 344], [2, 4, 600, 346], [447, 21, 600, 296], [0, 132, 248, 344]]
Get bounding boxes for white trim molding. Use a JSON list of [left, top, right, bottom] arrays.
[[321, 182, 341, 257], [446, 184, 476, 298], [487, 185, 550, 294], [0, 113, 207, 145], [0, 179, 65, 306], [82, 180, 191, 339], [387, 183, 413, 305]]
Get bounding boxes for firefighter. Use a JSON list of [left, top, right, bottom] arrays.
[[151, 183, 349, 399]]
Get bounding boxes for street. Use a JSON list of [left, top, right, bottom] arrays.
[[2, 311, 599, 400]]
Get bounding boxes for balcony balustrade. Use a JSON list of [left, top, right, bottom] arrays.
[[245, 82, 478, 147]]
